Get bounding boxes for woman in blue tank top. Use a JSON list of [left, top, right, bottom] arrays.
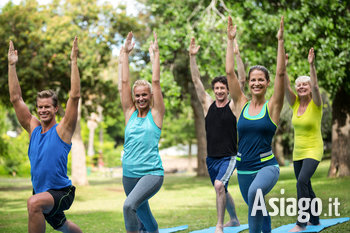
[[120, 32, 165, 233], [225, 16, 286, 233]]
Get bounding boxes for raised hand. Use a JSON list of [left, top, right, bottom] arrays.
[[8, 41, 18, 65], [189, 37, 200, 56], [277, 16, 284, 40], [124, 32, 135, 54], [227, 16, 237, 40], [70, 36, 79, 61], [150, 32, 159, 52], [308, 47, 315, 64], [149, 32, 159, 64]]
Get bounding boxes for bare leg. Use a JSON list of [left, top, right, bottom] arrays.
[[27, 192, 54, 233], [214, 180, 225, 233], [57, 220, 83, 233], [289, 225, 306, 232], [224, 192, 240, 227]]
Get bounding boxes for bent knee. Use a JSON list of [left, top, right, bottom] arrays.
[[123, 201, 136, 214], [214, 180, 225, 193], [247, 187, 262, 204], [27, 196, 42, 214]]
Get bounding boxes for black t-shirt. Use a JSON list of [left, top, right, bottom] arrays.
[[205, 101, 237, 158]]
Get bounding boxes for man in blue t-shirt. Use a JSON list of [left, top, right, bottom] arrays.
[[8, 38, 82, 233], [189, 37, 246, 233]]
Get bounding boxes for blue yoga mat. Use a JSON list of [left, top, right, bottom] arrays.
[[271, 217, 350, 233], [159, 225, 188, 233], [189, 224, 249, 233]]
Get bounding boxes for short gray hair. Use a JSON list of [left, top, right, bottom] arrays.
[[295, 76, 311, 88]]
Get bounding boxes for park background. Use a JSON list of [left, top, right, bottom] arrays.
[[0, 0, 349, 232]]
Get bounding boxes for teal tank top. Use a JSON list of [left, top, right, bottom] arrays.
[[236, 101, 278, 173], [28, 124, 72, 193], [123, 110, 164, 178]]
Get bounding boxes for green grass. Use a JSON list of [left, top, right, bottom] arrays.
[[0, 160, 349, 232]]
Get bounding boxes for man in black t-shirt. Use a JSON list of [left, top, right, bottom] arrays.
[[189, 37, 246, 233]]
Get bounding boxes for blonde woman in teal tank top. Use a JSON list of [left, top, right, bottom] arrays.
[[284, 49, 323, 232], [120, 32, 165, 233], [226, 16, 286, 233]]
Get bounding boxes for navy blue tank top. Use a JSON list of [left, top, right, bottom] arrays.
[[28, 124, 72, 193], [236, 101, 278, 171], [205, 101, 237, 158]]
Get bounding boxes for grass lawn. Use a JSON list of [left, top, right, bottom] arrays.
[[0, 160, 349, 232]]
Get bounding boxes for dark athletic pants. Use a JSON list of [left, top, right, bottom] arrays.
[[293, 158, 320, 227], [122, 175, 163, 232]]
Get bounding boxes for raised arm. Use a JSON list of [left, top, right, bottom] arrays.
[[284, 53, 296, 106], [189, 37, 212, 116], [121, 32, 136, 124], [57, 36, 80, 144], [233, 38, 246, 92], [150, 32, 165, 128], [8, 41, 40, 134], [269, 16, 286, 124], [308, 48, 322, 106], [226, 16, 246, 114]]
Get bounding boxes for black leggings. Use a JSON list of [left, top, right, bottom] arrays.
[[293, 158, 320, 227]]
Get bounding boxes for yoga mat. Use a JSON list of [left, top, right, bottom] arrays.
[[189, 224, 249, 233], [271, 217, 350, 233], [159, 225, 188, 233]]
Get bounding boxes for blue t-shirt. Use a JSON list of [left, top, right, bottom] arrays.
[[123, 110, 164, 178], [236, 101, 278, 172], [28, 124, 72, 193]]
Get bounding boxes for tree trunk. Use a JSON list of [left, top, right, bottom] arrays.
[[189, 88, 208, 177], [97, 106, 104, 169], [71, 99, 89, 185], [328, 87, 350, 177], [87, 116, 98, 156], [187, 141, 193, 172]]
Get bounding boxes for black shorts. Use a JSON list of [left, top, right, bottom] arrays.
[[43, 185, 76, 229]]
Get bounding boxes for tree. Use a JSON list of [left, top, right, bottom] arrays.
[[140, 0, 350, 177], [139, 0, 235, 176], [0, 0, 142, 181]]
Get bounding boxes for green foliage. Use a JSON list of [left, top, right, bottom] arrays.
[[140, 0, 347, 153], [0, 1, 144, 173], [0, 105, 30, 176], [80, 117, 123, 168], [0, 130, 30, 176], [161, 97, 195, 149], [0, 0, 140, 116]]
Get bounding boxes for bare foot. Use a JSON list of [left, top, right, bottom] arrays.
[[215, 225, 224, 233], [224, 219, 240, 227], [288, 224, 306, 232]]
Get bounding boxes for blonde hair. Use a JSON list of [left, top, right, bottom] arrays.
[[132, 80, 152, 95], [295, 76, 311, 88]]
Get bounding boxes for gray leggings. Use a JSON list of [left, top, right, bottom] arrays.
[[123, 175, 163, 232]]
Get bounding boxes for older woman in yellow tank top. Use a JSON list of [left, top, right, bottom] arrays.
[[284, 48, 323, 232]]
